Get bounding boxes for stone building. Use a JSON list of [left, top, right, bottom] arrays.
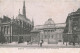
[[0, 1, 34, 43], [31, 18, 66, 44], [63, 8, 80, 44]]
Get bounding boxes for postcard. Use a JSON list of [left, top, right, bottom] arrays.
[[0, 0, 80, 53]]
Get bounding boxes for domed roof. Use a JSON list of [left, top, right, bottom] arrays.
[[44, 18, 55, 28], [44, 18, 55, 25]]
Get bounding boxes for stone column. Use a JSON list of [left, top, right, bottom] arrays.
[[2, 26, 4, 34], [10, 22, 13, 43], [0, 25, 1, 32], [48, 30, 50, 44], [1, 27, 3, 33], [7, 26, 8, 34], [11, 23, 13, 42]]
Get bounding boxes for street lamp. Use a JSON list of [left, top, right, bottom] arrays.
[[40, 30, 44, 40], [10, 20, 13, 43]]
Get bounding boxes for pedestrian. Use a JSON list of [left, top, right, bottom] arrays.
[[40, 40, 43, 47]]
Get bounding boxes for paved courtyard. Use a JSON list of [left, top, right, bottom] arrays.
[[0, 42, 80, 48]]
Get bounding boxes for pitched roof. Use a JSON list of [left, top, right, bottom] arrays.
[[34, 23, 66, 30], [44, 18, 55, 25], [17, 14, 32, 25]]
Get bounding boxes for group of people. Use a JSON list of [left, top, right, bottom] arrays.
[[18, 39, 44, 47], [26, 40, 44, 47]]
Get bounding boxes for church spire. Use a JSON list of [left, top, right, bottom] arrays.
[[32, 18, 34, 26], [23, 0, 26, 17]]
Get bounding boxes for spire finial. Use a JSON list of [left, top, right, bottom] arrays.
[[13, 16, 14, 19], [32, 18, 34, 26]]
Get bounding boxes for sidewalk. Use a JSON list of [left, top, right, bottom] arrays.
[[0, 42, 80, 48]]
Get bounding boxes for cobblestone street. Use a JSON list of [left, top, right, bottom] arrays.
[[0, 42, 80, 48]]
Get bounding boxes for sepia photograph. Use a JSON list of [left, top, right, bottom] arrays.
[[0, 0, 80, 50]]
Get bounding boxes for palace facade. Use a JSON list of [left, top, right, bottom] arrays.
[[31, 18, 66, 44]]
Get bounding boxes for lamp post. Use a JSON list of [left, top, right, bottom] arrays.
[[10, 20, 13, 43], [40, 30, 44, 41], [66, 33, 68, 46]]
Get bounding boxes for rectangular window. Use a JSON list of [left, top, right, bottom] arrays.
[[7, 26, 9, 34], [45, 35, 47, 39], [4, 26, 6, 34], [52, 35, 53, 38]]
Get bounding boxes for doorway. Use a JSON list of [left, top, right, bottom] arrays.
[[18, 36, 23, 43]]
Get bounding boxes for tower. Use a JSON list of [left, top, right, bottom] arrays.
[[32, 18, 34, 26], [23, 0, 26, 17]]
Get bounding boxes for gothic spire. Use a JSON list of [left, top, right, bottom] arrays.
[[23, 0, 26, 17], [19, 9, 20, 14]]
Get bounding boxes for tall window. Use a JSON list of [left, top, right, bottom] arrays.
[[5, 26, 7, 34], [7, 26, 9, 34], [4, 26, 6, 34], [52, 35, 53, 38], [45, 35, 47, 39], [1, 27, 3, 32]]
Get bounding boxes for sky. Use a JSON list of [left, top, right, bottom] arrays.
[[0, 0, 80, 26]]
